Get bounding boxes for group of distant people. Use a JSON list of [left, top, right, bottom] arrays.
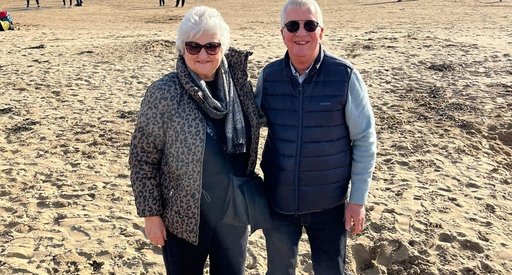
[[25, 0, 179, 8], [62, 0, 83, 7], [25, 0, 83, 8], [25, 0, 180, 8], [159, 0, 184, 7]]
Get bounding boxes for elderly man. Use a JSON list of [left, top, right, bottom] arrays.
[[256, 0, 377, 274]]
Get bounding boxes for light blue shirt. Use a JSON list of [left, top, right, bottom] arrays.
[[255, 60, 377, 205], [290, 61, 312, 84]]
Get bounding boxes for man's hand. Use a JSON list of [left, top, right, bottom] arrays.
[[144, 216, 167, 247], [345, 202, 366, 235]]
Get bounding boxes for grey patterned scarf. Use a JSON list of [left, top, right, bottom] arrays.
[[181, 57, 246, 153]]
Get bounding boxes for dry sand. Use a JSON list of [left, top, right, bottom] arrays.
[[1, 0, 511, 274]]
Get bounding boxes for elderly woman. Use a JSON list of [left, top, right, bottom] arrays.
[[129, 6, 260, 275]]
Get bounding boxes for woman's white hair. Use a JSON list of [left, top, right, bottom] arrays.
[[280, 0, 323, 28], [176, 6, 230, 55]]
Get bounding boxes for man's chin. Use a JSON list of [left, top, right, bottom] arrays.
[[289, 51, 311, 59]]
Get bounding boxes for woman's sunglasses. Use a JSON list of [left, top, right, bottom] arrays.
[[283, 20, 320, 33], [184, 42, 222, 55]]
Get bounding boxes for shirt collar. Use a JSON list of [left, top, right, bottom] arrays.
[[290, 62, 314, 84], [287, 45, 324, 84]]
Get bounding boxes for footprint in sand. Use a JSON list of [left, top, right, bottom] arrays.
[[350, 243, 374, 271], [458, 238, 485, 254], [484, 202, 496, 213], [9, 222, 33, 234], [36, 200, 71, 209], [375, 239, 411, 266], [132, 222, 144, 233], [298, 251, 313, 273], [4, 238, 35, 260], [70, 224, 91, 241], [245, 247, 258, 270], [465, 181, 481, 189], [88, 259, 105, 272], [438, 231, 485, 254]]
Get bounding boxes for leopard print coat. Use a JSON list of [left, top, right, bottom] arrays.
[[129, 48, 260, 245]]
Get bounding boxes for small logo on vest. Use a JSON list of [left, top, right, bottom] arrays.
[[320, 102, 331, 106]]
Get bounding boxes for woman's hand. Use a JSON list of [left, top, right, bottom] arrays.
[[144, 216, 167, 247]]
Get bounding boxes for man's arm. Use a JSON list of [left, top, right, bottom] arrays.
[[344, 69, 377, 234]]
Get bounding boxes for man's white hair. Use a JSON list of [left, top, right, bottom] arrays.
[[280, 0, 324, 28]]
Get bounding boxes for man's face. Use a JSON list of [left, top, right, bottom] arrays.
[[281, 7, 323, 65]]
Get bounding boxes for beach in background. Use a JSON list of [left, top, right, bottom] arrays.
[[0, 0, 511, 274]]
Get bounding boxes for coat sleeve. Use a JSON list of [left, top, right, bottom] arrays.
[[255, 71, 267, 127], [345, 69, 377, 205], [129, 82, 167, 217]]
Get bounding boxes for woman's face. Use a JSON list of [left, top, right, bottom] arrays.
[[183, 32, 223, 81]]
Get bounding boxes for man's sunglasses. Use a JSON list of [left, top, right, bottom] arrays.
[[283, 20, 320, 33], [184, 42, 222, 55]]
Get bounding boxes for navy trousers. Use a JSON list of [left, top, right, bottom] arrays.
[[264, 203, 347, 275]]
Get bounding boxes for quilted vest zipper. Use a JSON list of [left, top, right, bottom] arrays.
[[293, 83, 304, 215]]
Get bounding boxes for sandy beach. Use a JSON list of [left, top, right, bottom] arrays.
[[1, 0, 511, 274]]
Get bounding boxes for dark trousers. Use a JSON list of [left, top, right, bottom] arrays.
[[175, 0, 184, 7], [162, 220, 248, 275], [263, 203, 347, 275], [62, 0, 71, 5], [159, 0, 164, 6], [26, 0, 40, 7]]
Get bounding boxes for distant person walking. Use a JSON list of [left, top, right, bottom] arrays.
[[159, 0, 165, 7], [62, 0, 72, 7], [26, 0, 40, 8], [175, 0, 184, 7]]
